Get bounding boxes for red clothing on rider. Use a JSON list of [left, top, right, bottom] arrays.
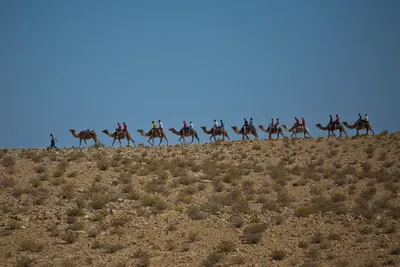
[[117, 124, 122, 131], [183, 122, 187, 129], [302, 118, 306, 126], [295, 118, 300, 125], [335, 115, 340, 123], [123, 124, 127, 131]]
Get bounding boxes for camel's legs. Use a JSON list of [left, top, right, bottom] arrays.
[[118, 139, 122, 147], [147, 137, 153, 146], [84, 139, 88, 147], [158, 138, 162, 146], [209, 136, 213, 141], [79, 139, 82, 148], [179, 136, 184, 145], [112, 139, 116, 146]]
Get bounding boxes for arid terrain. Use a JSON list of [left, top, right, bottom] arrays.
[[0, 133, 399, 267]]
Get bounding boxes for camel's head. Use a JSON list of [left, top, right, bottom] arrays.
[[69, 129, 75, 133], [137, 129, 143, 133], [258, 125, 263, 129], [315, 123, 322, 128], [231, 126, 237, 130], [101, 129, 108, 134], [168, 128, 173, 132], [200, 126, 206, 130]]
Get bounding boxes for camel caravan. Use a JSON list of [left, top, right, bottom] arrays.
[[66, 114, 375, 148]]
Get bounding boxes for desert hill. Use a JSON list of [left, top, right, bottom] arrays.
[[0, 134, 399, 267]]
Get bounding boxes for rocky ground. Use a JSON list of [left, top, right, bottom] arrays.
[[0, 133, 399, 267]]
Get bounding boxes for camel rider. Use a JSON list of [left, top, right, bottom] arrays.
[[116, 123, 122, 135], [50, 134, 57, 149], [301, 117, 306, 131], [275, 118, 280, 130], [357, 113, 362, 125], [158, 120, 163, 134], [123, 122, 128, 134], [249, 118, 254, 130], [183, 121, 188, 135], [270, 119, 274, 131], [151, 121, 157, 136], [213, 119, 218, 134], [243, 118, 248, 131], [329, 115, 333, 128], [335, 114, 340, 128], [364, 114, 369, 122], [294, 117, 300, 128], [189, 121, 193, 133], [220, 120, 224, 131]]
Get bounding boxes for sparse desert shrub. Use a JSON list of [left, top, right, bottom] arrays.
[[97, 159, 110, 171], [202, 251, 225, 267], [111, 215, 130, 227], [331, 192, 347, 202], [103, 243, 124, 253], [68, 220, 84, 231], [0, 176, 15, 188], [252, 143, 262, 150], [262, 198, 279, 212], [67, 151, 85, 161], [15, 256, 35, 267], [294, 206, 318, 217], [328, 233, 341, 241], [364, 146, 376, 158], [90, 194, 110, 210], [360, 186, 377, 200], [187, 206, 207, 220], [361, 162, 372, 172], [133, 249, 151, 267], [187, 231, 200, 242], [35, 165, 46, 173], [141, 195, 168, 213], [87, 227, 101, 238], [61, 231, 78, 244], [229, 214, 245, 228], [243, 223, 268, 244], [2, 155, 15, 167], [60, 183, 76, 199], [298, 240, 308, 248], [271, 250, 286, 261], [217, 240, 236, 253], [311, 232, 325, 244]]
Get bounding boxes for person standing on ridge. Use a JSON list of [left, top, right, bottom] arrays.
[[50, 134, 57, 149]]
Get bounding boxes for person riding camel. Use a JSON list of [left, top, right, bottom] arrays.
[[243, 118, 249, 132], [220, 120, 224, 131], [183, 121, 188, 135], [122, 122, 128, 135], [364, 114, 369, 122], [301, 117, 306, 131], [189, 121, 193, 133], [158, 120, 163, 134], [294, 117, 300, 128], [275, 118, 280, 130], [270, 119, 275, 131], [329, 115, 334, 128], [116, 123, 122, 135], [152, 121, 157, 136], [335, 114, 340, 128], [357, 113, 363, 125], [249, 118, 254, 131], [213, 119, 218, 134]]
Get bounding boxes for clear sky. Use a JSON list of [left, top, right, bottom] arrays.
[[1, 0, 399, 148]]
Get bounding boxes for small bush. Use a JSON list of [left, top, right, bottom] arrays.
[[187, 231, 200, 242], [202, 251, 224, 267], [271, 250, 286, 261], [217, 240, 236, 253], [2, 155, 15, 167], [103, 243, 124, 253], [133, 250, 151, 267], [243, 223, 268, 244], [61, 231, 78, 244], [97, 159, 110, 171], [20, 240, 44, 252]]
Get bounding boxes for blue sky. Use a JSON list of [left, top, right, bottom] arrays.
[[1, 0, 399, 148]]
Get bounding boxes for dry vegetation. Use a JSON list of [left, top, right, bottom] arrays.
[[0, 133, 399, 266]]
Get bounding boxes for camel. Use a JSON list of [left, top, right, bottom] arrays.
[[169, 128, 200, 145], [315, 123, 348, 139], [200, 126, 230, 142], [343, 121, 374, 136], [69, 129, 99, 148], [282, 124, 312, 139], [137, 129, 168, 146], [102, 129, 135, 147], [231, 126, 258, 140], [258, 125, 285, 140]]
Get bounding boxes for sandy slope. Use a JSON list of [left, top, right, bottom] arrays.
[[0, 133, 399, 267]]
